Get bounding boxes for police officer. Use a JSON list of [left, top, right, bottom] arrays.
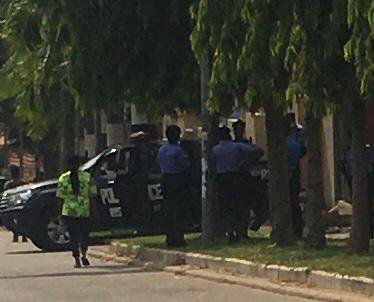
[[56, 156, 98, 268], [232, 120, 264, 238], [285, 112, 307, 155], [286, 120, 304, 239], [212, 126, 263, 243], [158, 125, 190, 247], [4, 165, 27, 243]]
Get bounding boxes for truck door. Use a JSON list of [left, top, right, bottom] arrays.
[[93, 150, 124, 229]]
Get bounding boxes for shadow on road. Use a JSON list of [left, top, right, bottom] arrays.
[[6, 241, 108, 255], [0, 267, 159, 280], [6, 250, 51, 255], [88, 265, 128, 270]]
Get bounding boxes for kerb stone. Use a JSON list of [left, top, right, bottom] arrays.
[[265, 265, 280, 281], [278, 266, 309, 284], [222, 258, 258, 276], [138, 248, 165, 262], [308, 270, 337, 290], [162, 250, 185, 266], [185, 253, 208, 268], [339, 276, 374, 296], [206, 256, 225, 272]]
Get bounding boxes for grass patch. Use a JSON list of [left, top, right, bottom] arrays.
[[117, 233, 374, 279]]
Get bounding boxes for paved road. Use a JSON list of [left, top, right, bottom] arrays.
[[0, 229, 322, 302]]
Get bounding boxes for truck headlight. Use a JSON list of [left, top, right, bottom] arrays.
[[9, 190, 32, 207], [19, 190, 32, 201]]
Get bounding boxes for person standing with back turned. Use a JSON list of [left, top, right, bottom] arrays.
[[232, 120, 264, 237], [158, 125, 190, 247], [56, 156, 97, 268], [212, 126, 263, 244]]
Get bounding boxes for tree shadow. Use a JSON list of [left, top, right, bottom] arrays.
[[7, 250, 47, 255], [86, 265, 129, 270], [6, 250, 63, 255], [0, 267, 159, 280]]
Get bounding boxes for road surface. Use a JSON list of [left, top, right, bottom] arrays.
[[0, 229, 322, 302]]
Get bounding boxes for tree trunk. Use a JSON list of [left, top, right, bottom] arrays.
[[59, 122, 67, 172], [74, 109, 83, 156], [333, 115, 342, 199], [43, 140, 59, 178], [57, 111, 75, 173], [17, 128, 24, 180], [304, 113, 326, 249], [208, 116, 221, 238], [349, 101, 370, 254], [123, 98, 132, 145], [93, 109, 107, 153], [264, 101, 295, 246], [200, 55, 216, 244]]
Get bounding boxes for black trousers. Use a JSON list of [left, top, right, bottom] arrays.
[[161, 174, 188, 246], [63, 216, 91, 258], [237, 170, 253, 237], [216, 172, 245, 238], [289, 169, 304, 238]]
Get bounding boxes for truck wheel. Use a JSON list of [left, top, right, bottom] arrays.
[[30, 217, 71, 251]]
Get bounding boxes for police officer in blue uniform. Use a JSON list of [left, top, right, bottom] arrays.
[[285, 112, 307, 156], [158, 125, 190, 247], [212, 126, 263, 243], [286, 117, 304, 239], [232, 120, 264, 238]]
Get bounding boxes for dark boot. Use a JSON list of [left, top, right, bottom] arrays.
[[74, 256, 81, 268], [81, 257, 90, 266]]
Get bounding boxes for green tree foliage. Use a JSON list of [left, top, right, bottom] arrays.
[[0, 0, 199, 137], [125, 0, 200, 116], [345, 0, 374, 99], [62, 0, 199, 118], [0, 0, 73, 138]]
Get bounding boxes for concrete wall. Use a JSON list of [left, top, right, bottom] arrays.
[[164, 112, 202, 140], [245, 112, 267, 152]]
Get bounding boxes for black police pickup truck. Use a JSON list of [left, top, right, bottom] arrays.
[[0, 141, 268, 251], [0, 142, 202, 251]]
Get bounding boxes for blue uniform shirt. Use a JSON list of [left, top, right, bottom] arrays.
[[234, 138, 261, 166], [212, 141, 258, 174], [158, 143, 190, 174], [287, 136, 302, 169]]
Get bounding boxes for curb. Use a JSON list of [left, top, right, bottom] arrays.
[[99, 243, 374, 301], [180, 250, 374, 298], [174, 268, 373, 302]]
